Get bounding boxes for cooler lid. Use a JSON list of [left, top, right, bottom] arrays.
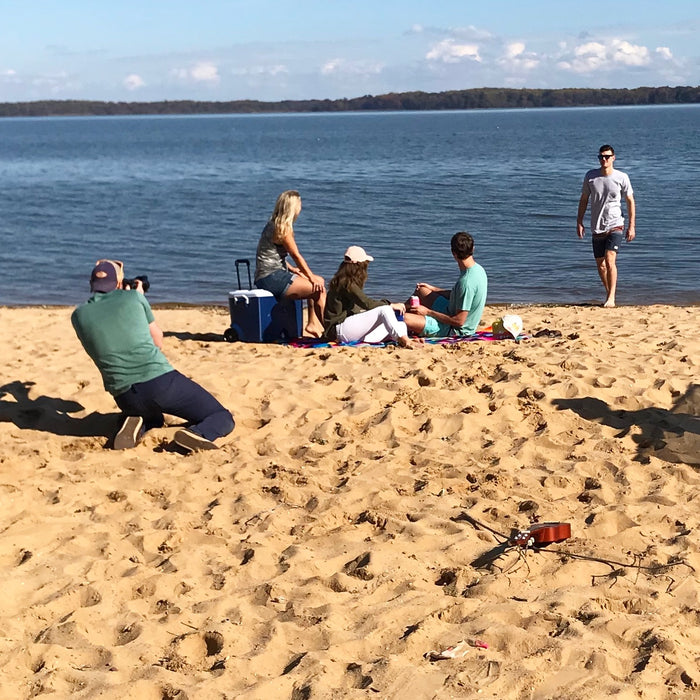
[[228, 289, 275, 298]]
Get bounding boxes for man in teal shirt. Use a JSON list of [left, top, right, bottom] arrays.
[[405, 232, 488, 337], [72, 259, 234, 451]]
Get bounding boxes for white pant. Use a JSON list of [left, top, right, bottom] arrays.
[[336, 306, 407, 344]]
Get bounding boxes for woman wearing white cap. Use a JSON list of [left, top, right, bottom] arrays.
[[323, 246, 412, 347]]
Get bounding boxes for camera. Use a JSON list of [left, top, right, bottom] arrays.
[[122, 275, 150, 293]]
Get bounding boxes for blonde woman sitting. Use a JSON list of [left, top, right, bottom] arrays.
[[323, 246, 412, 347], [254, 190, 326, 337]]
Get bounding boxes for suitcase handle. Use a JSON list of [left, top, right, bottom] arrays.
[[235, 258, 252, 290]]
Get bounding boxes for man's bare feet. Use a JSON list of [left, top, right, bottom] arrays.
[[603, 298, 616, 308]]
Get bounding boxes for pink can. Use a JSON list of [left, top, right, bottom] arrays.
[[409, 295, 420, 308]]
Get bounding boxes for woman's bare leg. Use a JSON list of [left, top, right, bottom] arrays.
[[285, 277, 326, 337], [305, 297, 326, 337]]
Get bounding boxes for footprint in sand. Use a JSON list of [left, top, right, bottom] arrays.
[[80, 585, 102, 607], [169, 630, 225, 667], [115, 621, 142, 646]]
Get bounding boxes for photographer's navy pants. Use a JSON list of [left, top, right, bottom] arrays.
[[115, 370, 234, 441]]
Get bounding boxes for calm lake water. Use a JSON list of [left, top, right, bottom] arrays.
[[1, 105, 698, 306]]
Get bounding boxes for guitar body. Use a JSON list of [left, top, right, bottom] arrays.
[[528, 522, 571, 544], [510, 522, 571, 547]]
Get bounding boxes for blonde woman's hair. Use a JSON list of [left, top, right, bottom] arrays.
[[270, 190, 301, 244]]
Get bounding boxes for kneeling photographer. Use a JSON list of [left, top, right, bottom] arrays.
[[72, 259, 234, 452]]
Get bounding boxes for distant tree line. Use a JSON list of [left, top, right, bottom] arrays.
[[1, 86, 698, 118]]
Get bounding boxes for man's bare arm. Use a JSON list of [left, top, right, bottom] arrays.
[[626, 194, 636, 241], [149, 321, 164, 349], [576, 192, 589, 238]]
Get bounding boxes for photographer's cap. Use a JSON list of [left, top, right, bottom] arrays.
[[90, 259, 122, 293], [344, 245, 374, 263]]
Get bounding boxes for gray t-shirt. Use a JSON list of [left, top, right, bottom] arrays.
[[581, 168, 634, 235], [254, 220, 287, 281]]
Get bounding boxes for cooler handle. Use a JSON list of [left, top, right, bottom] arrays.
[[235, 258, 252, 291]]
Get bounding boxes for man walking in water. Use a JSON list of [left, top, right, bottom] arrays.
[[577, 144, 636, 307]]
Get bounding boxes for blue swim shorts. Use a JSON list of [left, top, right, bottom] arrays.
[[255, 269, 296, 298], [422, 296, 453, 337], [592, 230, 624, 259]]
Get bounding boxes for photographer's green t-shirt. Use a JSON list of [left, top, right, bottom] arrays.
[[72, 290, 172, 396]]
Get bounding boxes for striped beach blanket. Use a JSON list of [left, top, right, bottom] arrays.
[[287, 330, 528, 348]]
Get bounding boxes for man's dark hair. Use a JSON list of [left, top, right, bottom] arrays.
[[451, 231, 474, 259], [599, 144, 615, 155]]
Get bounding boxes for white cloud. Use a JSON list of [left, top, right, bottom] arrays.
[[407, 23, 490, 41], [568, 41, 608, 72], [232, 64, 288, 77], [505, 42, 525, 59], [655, 46, 673, 60], [172, 61, 220, 84], [611, 39, 650, 66], [452, 25, 494, 41], [426, 39, 481, 64], [558, 38, 654, 73], [31, 71, 69, 85], [123, 74, 145, 90], [320, 59, 341, 75], [500, 41, 540, 71], [320, 58, 383, 76], [0, 68, 20, 86], [191, 61, 219, 83]]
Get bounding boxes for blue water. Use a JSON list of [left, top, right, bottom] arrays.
[[1, 105, 698, 306]]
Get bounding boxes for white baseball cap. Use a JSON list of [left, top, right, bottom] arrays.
[[343, 245, 374, 263]]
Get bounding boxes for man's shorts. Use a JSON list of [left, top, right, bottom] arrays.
[[255, 269, 296, 298], [422, 296, 453, 337], [592, 230, 624, 259]]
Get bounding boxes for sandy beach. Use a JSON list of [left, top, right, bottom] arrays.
[[1, 303, 698, 700]]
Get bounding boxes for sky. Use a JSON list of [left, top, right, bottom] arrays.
[[1, 1, 698, 103]]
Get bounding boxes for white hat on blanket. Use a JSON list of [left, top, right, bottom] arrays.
[[502, 314, 523, 339]]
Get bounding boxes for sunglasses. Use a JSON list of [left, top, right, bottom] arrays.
[[598, 154, 614, 160]]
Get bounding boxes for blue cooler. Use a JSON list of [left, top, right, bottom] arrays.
[[224, 260, 303, 343]]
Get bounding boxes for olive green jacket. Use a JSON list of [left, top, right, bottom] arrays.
[[323, 283, 390, 340]]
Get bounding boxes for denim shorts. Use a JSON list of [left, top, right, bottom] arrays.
[[255, 269, 296, 298], [592, 230, 624, 258]]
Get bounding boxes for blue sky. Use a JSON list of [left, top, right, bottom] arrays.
[[1, 1, 698, 102]]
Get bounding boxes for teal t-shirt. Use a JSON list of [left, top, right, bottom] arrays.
[[71, 290, 173, 396], [448, 262, 488, 336]]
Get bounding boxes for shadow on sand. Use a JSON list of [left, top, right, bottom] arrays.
[[553, 383, 699, 467], [163, 331, 225, 342], [0, 380, 117, 439]]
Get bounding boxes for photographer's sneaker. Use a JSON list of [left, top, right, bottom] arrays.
[[114, 415, 144, 450], [173, 428, 218, 452]]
